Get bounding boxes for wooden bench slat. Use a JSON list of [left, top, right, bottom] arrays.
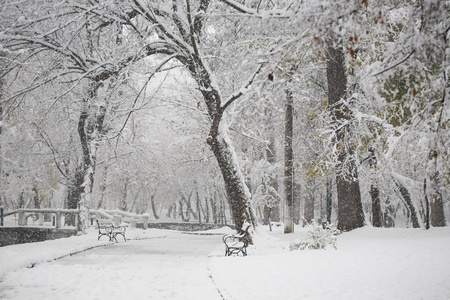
[[222, 225, 250, 257], [96, 219, 126, 243]]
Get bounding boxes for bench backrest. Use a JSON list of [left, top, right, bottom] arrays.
[[97, 219, 113, 228]]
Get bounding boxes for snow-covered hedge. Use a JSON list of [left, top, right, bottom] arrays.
[[289, 224, 340, 250]]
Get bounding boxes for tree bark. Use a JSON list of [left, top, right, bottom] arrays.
[[396, 181, 420, 228], [424, 179, 431, 230], [0, 77, 4, 208], [150, 194, 159, 220], [428, 150, 446, 227], [304, 192, 315, 225], [120, 179, 129, 211], [97, 164, 108, 209], [65, 166, 83, 226], [284, 90, 294, 233], [189, 53, 253, 237], [368, 149, 382, 227], [266, 137, 280, 222], [196, 189, 202, 224], [326, 178, 332, 224], [326, 43, 365, 231], [207, 130, 252, 235], [370, 185, 382, 227]]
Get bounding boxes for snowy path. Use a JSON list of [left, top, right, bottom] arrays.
[[0, 232, 224, 300]]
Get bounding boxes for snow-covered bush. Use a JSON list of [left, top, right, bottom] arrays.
[[289, 224, 340, 251]]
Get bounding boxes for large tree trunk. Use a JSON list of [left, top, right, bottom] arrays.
[[207, 128, 252, 236], [77, 105, 93, 233], [65, 166, 83, 226], [187, 55, 254, 239], [326, 43, 365, 231], [370, 185, 382, 227]]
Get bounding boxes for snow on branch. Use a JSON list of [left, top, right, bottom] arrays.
[[221, 62, 264, 111], [371, 50, 415, 77], [219, 0, 293, 18]]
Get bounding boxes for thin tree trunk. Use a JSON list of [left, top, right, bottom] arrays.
[[267, 136, 280, 222], [424, 179, 431, 230], [284, 89, 294, 233], [326, 178, 332, 224], [428, 150, 446, 227], [196, 188, 202, 224], [368, 149, 382, 227], [167, 203, 174, 219], [210, 194, 217, 224], [150, 194, 159, 219], [326, 43, 365, 231], [32, 185, 41, 209], [204, 197, 210, 223], [97, 164, 108, 209], [120, 179, 129, 211], [0, 82, 4, 208], [304, 193, 315, 225]]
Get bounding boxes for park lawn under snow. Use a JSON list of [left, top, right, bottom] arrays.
[[0, 224, 449, 300]]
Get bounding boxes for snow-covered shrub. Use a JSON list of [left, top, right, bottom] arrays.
[[289, 224, 340, 251]]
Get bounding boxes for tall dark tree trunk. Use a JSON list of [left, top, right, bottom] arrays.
[[196, 188, 202, 224], [150, 193, 159, 219], [395, 181, 420, 228], [284, 89, 294, 233], [65, 166, 83, 226], [179, 195, 190, 222], [0, 79, 4, 209], [120, 179, 128, 211], [424, 179, 431, 230], [427, 150, 446, 227], [266, 135, 280, 223], [77, 102, 93, 232], [368, 148, 382, 227], [97, 164, 108, 209], [326, 178, 333, 224], [304, 192, 315, 226], [198, 54, 254, 238], [370, 186, 382, 227], [204, 197, 210, 223], [293, 182, 301, 225], [326, 43, 365, 231], [210, 194, 217, 224], [77, 79, 107, 232], [207, 134, 252, 234]]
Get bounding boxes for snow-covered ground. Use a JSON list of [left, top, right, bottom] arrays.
[[0, 224, 449, 300]]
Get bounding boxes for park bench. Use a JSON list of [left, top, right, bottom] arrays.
[[96, 219, 127, 242], [222, 225, 251, 256]]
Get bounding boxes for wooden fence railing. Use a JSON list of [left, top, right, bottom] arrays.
[[2, 208, 79, 229], [0, 207, 149, 230]]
